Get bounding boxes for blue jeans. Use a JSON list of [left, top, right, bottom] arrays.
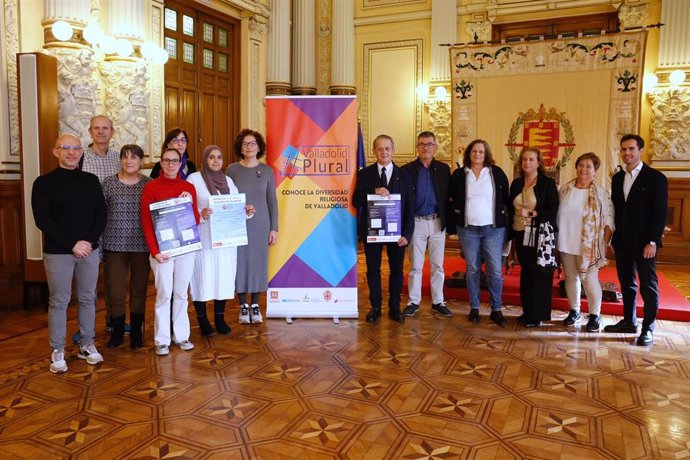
[[457, 225, 505, 311]]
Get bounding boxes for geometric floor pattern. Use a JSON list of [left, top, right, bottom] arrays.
[[1, 254, 690, 459]]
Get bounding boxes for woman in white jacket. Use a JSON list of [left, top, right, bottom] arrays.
[[557, 152, 614, 332], [187, 145, 254, 336]]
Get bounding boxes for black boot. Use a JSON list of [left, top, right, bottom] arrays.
[[130, 312, 145, 349], [194, 301, 215, 337], [214, 300, 231, 335], [107, 315, 125, 348]]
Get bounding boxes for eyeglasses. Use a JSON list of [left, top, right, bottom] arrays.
[[242, 141, 258, 147], [56, 145, 83, 151], [416, 142, 436, 149], [161, 158, 181, 165], [170, 138, 188, 144]]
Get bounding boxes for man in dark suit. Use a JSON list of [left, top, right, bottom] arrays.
[[353, 134, 415, 323], [604, 134, 668, 345]]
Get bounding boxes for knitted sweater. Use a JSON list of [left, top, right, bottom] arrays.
[[31, 167, 106, 254]]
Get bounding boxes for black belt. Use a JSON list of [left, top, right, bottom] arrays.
[[416, 213, 439, 220]]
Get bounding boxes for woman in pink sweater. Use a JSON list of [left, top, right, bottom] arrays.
[[141, 148, 200, 356]]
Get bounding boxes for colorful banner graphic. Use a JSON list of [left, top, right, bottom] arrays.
[[266, 96, 359, 319]]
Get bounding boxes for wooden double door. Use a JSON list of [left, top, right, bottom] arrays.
[[163, 0, 240, 167]]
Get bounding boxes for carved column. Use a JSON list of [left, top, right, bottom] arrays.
[[426, 0, 456, 160], [266, 0, 291, 95], [244, 13, 268, 130], [43, 1, 97, 147], [330, 0, 354, 95], [292, 0, 316, 95], [431, 0, 455, 83], [43, 0, 89, 47], [103, 0, 148, 149], [107, 0, 145, 42], [2, 0, 21, 172], [648, 0, 690, 172]]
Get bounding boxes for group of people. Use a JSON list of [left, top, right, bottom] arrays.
[[355, 132, 668, 348], [33, 119, 667, 375], [32, 116, 278, 373]]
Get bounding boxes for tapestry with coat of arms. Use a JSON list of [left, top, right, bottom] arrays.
[[450, 30, 647, 185]]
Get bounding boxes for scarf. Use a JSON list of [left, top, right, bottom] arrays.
[[200, 145, 230, 195], [559, 179, 603, 271]]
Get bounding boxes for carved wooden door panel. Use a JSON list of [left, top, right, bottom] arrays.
[[163, 0, 239, 167]]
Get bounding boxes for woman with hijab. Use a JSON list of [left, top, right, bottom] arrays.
[[187, 145, 255, 336], [150, 128, 197, 179]]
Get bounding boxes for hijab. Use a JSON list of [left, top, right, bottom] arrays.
[[200, 145, 230, 195]]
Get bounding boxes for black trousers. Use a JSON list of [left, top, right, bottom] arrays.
[[614, 245, 659, 331], [515, 233, 553, 322], [364, 241, 406, 311]]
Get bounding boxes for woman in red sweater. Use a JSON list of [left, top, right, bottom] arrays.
[[141, 148, 200, 356]]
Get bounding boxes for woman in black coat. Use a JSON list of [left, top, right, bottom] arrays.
[[508, 147, 559, 327]]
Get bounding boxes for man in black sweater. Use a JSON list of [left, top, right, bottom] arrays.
[[32, 134, 107, 373]]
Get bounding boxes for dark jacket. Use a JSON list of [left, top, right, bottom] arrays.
[[353, 163, 415, 242], [449, 164, 510, 229], [611, 163, 667, 251], [508, 174, 559, 238], [401, 158, 451, 231]]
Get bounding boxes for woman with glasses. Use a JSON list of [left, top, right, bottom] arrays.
[[141, 148, 200, 355], [226, 129, 278, 324], [187, 145, 255, 336], [102, 145, 152, 349], [150, 128, 197, 179]]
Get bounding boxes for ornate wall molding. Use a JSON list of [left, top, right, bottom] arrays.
[[362, 38, 423, 162], [466, 20, 492, 44], [4, 0, 20, 163], [423, 97, 451, 162], [100, 59, 149, 149], [43, 48, 99, 148], [317, 0, 332, 95], [149, 2, 163, 159], [649, 87, 690, 162], [618, 3, 648, 30], [362, 0, 424, 9]]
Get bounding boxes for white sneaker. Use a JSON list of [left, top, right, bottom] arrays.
[[155, 344, 170, 356], [175, 340, 194, 351], [77, 343, 104, 365], [250, 304, 263, 324], [50, 349, 68, 374], [239, 304, 251, 324]]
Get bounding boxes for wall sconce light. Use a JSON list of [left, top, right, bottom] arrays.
[[50, 19, 168, 64], [669, 70, 686, 86], [51, 21, 74, 41]]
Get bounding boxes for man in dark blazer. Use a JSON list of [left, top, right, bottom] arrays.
[[353, 134, 415, 323], [604, 134, 668, 345], [402, 131, 452, 318]]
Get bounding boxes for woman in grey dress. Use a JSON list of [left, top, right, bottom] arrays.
[[226, 129, 278, 324]]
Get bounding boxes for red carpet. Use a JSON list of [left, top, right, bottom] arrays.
[[411, 257, 690, 322]]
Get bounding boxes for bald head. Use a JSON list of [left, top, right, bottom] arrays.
[[53, 134, 83, 169]]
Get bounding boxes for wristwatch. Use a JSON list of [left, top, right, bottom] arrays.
[[649, 241, 656, 247]]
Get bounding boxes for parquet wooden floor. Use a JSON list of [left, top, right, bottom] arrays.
[[2, 253, 690, 459]]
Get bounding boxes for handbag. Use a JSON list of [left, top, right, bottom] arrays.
[[601, 281, 622, 302]]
